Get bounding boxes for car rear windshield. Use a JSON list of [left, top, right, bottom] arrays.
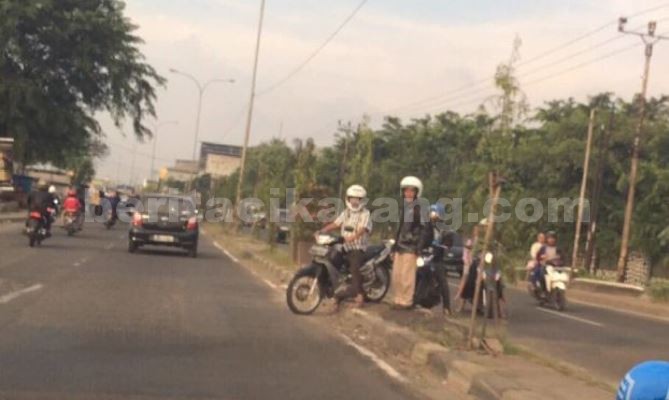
[[137, 197, 195, 218]]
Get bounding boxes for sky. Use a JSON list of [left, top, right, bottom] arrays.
[[96, 0, 669, 184]]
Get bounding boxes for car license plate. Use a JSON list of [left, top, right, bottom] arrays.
[[152, 235, 174, 243]]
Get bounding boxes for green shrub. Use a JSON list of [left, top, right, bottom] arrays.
[[649, 280, 669, 303]]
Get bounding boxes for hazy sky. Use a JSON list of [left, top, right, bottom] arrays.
[[96, 0, 669, 184]]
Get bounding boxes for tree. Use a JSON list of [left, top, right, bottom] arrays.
[[0, 0, 164, 167]]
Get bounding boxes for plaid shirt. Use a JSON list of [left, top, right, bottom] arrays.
[[335, 208, 372, 252]]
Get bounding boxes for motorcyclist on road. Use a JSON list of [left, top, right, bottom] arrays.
[[63, 188, 84, 230], [108, 189, 121, 222], [536, 231, 563, 292], [27, 180, 54, 237], [529, 232, 546, 289], [391, 176, 431, 310], [316, 184, 372, 310], [427, 203, 452, 315]]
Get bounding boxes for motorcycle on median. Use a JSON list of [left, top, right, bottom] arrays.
[[413, 246, 451, 312], [527, 260, 570, 311], [286, 234, 393, 315]]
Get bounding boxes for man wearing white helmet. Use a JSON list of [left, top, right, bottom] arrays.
[[391, 176, 431, 310], [317, 184, 372, 309]]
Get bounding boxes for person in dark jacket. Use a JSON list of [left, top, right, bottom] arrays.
[[427, 203, 452, 315], [27, 179, 55, 236], [391, 176, 431, 310]]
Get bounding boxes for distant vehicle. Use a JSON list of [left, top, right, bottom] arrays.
[[128, 194, 199, 257], [275, 208, 290, 243]]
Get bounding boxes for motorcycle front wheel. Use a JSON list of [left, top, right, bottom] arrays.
[[554, 288, 567, 311], [286, 273, 323, 315], [364, 266, 390, 303]]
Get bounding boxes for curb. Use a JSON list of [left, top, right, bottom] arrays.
[[218, 235, 512, 399]]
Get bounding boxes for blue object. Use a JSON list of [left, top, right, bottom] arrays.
[[430, 203, 445, 218], [617, 361, 669, 400]]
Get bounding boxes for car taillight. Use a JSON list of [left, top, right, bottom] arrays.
[[132, 212, 143, 227], [187, 216, 198, 231]]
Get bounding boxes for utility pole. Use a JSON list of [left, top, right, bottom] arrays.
[[584, 107, 614, 272], [571, 108, 596, 269], [616, 18, 667, 282], [235, 0, 266, 212]]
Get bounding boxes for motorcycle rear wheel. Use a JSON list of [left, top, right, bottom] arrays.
[[286, 273, 323, 315]]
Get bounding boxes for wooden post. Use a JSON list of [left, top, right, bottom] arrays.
[[468, 175, 504, 349]]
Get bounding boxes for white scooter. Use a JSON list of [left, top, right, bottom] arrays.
[[528, 262, 570, 311]]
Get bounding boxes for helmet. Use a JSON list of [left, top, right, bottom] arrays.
[[617, 361, 669, 400], [478, 218, 488, 226], [430, 203, 445, 220], [48, 185, 57, 194], [36, 179, 48, 190], [345, 184, 367, 212], [400, 176, 423, 198]]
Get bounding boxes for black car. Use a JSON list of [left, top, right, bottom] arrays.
[[128, 194, 199, 257], [435, 230, 465, 277]]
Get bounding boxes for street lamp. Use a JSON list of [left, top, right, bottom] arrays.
[[150, 120, 179, 180], [168, 68, 235, 162]]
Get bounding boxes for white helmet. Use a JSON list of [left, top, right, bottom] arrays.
[[48, 185, 57, 194], [345, 184, 367, 211], [400, 176, 423, 198]]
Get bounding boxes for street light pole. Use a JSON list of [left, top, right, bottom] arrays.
[[169, 69, 235, 162], [150, 120, 179, 181]]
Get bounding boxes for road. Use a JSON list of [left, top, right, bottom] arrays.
[[446, 274, 669, 386], [0, 222, 416, 400]]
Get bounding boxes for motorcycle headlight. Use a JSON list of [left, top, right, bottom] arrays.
[[316, 234, 335, 246], [484, 251, 494, 265], [416, 257, 425, 268]]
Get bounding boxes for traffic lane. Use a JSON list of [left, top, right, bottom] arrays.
[[0, 232, 417, 400], [0, 219, 124, 269], [501, 282, 669, 384], [0, 221, 128, 330]]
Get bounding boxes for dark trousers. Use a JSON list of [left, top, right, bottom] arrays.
[[337, 249, 365, 302], [434, 264, 451, 312]]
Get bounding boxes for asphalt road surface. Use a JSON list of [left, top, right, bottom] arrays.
[[0, 221, 416, 400], [447, 273, 669, 386]]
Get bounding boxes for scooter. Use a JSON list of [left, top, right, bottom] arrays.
[[414, 247, 451, 313], [62, 211, 82, 236], [286, 234, 393, 315], [528, 261, 570, 311]]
